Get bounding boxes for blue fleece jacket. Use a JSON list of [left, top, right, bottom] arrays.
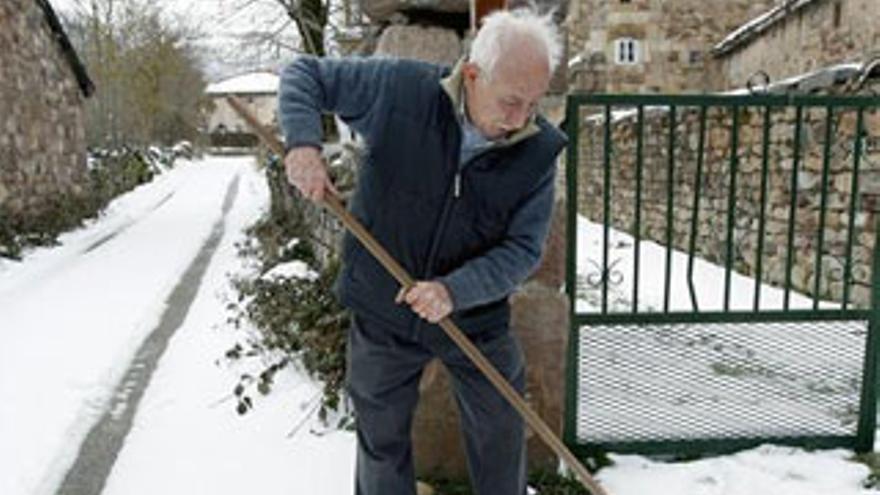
[[278, 55, 565, 335]]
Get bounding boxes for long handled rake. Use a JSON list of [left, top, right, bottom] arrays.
[[227, 95, 609, 495]]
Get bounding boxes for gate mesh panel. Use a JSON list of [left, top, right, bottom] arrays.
[[576, 320, 867, 443]]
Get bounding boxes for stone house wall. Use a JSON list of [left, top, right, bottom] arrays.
[[0, 0, 92, 224], [567, 0, 776, 93], [576, 88, 880, 308], [716, 0, 880, 89]]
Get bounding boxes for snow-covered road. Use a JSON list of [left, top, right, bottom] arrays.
[[0, 156, 354, 495]]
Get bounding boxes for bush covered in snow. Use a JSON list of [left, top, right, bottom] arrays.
[[0, 146, 170, 259], [226, 169, 350, 423]]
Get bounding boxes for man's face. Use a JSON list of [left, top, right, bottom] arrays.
[[462, 55, 550, 140]]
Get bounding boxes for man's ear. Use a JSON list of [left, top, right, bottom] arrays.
[[461, 62, 480, 84]]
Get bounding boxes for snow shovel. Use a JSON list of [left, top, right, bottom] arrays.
[[227, 95, 610, 495]]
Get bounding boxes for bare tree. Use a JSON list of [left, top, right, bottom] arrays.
[[64, 0, 209, 147], [224, 0, 366, 59]]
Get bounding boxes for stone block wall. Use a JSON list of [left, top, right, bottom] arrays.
[[0, 0, 90, 222], [375, 25, 463, 67], [576, 97, 880, 308], [720, 0, 880, 89]]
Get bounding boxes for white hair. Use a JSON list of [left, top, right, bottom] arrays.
[[469, 8, 562, 80]]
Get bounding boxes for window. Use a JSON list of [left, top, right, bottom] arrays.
[[833, 1, 842, 27], [614, 38, 639, 65]]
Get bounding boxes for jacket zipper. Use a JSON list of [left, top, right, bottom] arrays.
[[424, 145, 498, 278], [423, 164, 461, 279]]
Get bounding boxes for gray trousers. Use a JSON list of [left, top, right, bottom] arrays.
[[346, 314, 527, 495]]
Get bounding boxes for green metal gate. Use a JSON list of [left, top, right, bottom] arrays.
[[564, 93, 880, 456]]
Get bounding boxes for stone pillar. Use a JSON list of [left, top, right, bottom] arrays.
[[375, 25, 463, 66], [510, 194, 570, 470]]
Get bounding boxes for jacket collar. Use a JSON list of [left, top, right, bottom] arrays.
[[440, 59, 541, 148]]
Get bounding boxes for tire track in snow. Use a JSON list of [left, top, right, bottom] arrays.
[[55, 174, 240, 495], [81, 191, 177, 255]]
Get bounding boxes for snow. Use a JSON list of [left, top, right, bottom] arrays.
[[574, 216, 836, 313], [260, 259, 317, 281], [205, 71, 280, 95], [0, 155, 877, 495], [601, 446, 873, 495], [0, 156, 354, 495], [713, 0, 824, 56]]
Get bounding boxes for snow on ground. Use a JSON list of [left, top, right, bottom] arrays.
[[0, 156, 353, 495], [100, 157, 354, 495], [601, 445, 872, 495], [1, 158, 241, 495], [0, 155, 876, 495], [574, 216, 834, 313]]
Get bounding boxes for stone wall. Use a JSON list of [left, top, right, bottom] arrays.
[[567, 0, 776, 93], [718, 0, 880, 89], [576, 91, 880, 308], [0, 0, 90, 224]]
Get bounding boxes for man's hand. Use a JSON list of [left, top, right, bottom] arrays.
[[284, 146, 338, 202], [396, 281, 454, 324]]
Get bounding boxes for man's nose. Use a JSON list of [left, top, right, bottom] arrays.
[[503, 107, 530, 131]]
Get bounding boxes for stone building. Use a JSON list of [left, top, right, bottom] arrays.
[[712, 0, 880, 89], [567, 0, 880, 94], [0, 0, 95, 232], [205, 71, 280, 148], [567, 0, 777, 93]]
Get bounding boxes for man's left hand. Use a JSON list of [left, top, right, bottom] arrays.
[[395, 281, 454, 324]]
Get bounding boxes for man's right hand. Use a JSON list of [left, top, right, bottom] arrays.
[[284, 146, 338, 202]]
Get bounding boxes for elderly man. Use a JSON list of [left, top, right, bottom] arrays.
[[279, 8, 565, 495]]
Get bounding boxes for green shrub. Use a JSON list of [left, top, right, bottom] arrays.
[[0, 147, 159, 259], [227, 257, 349, 421], [226, 158, 349, 423]]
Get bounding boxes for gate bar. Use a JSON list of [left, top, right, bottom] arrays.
[[754, 106, 773, 310], [687, 106, 708, 312], [664, 106, 677, 312], [843, 108, 866, 308], [814, 106, 835, 308], [784, 105, 804, 310], [724, 106, 741, 311], [633, 105, 645, 313]]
